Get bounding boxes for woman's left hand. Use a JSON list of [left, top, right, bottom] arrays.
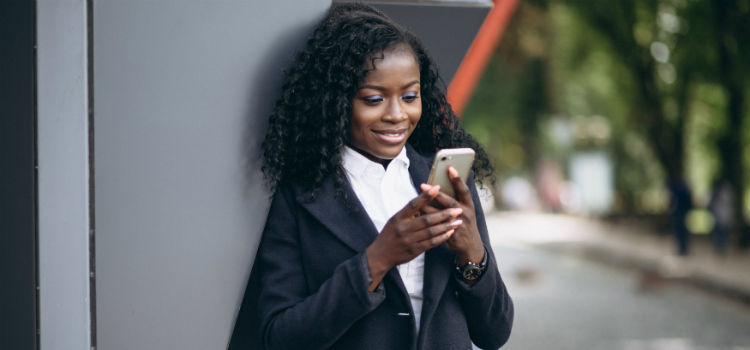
[[420, 166, 485, 267]]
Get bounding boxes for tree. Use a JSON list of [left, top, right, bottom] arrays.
[[564, 0, 750, 247], [564, 0, 688, 182], [707, 0, 750, 246]]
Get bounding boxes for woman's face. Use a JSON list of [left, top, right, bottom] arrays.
[[349, 46, 422, 165]]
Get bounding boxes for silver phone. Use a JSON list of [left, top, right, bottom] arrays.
[[427, 148, 475, 200]]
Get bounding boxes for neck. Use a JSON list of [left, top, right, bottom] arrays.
[[348, 145, 393, 169]]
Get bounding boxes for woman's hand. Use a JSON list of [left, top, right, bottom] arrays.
[[421, 167, 485, 270], [365, 185, 463, 291]]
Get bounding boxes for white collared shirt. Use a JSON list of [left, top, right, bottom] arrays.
[[342, 146, 425, 332]]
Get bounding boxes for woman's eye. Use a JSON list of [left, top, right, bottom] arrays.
[[402, 93, 418, 102], [362, 96, 383, 105]]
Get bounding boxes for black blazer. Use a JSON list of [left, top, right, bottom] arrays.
[[256, 144, 513, 350]]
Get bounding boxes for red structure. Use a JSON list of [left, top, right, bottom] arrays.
[[448, 0, 519, 116]]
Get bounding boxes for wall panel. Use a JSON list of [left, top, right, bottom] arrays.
[[93, 1, 329, 349]]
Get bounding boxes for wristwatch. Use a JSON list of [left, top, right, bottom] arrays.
[[455, 245, 488, 281]]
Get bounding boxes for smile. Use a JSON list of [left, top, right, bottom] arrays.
[[372, 129, 407, 144]]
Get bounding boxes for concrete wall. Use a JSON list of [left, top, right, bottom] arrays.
[[37, 1, 91, 349], [92, 1, 329, 349], [29, 1, 489, 349]]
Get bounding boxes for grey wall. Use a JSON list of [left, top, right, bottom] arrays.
[[93, 1, 330, 349], [91, 1, 489, 349], [37, 1, 92, 349]]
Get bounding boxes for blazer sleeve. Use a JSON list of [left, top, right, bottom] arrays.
[[453, 173, 514, 350], [256, 186, 386, 350]]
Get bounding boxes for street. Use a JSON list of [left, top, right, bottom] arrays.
[[486, 213, 750, 350]]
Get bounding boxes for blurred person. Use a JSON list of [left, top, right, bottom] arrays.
[[667, 173, 693, 256], [255, 4, 513, 350], [536, 158, 564, 212], [708, 178, 733, 256]]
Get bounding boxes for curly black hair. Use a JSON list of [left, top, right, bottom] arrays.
[[261, 3, 494, 202]]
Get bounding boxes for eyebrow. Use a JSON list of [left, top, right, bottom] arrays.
[[359, 80, 420, 91]]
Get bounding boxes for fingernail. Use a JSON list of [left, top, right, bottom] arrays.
[[446, 229, 455, 236], [428, 185, 440, 196], [421, 183, 431, 191], [450, 208, 463, 217], [451, 219, 463, 227], [448, 167, 459, 178]]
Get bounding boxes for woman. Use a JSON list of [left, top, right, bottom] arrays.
[[257, 4, 513, 350]]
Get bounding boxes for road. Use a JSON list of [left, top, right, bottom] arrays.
[[488, 231, 750, 350]]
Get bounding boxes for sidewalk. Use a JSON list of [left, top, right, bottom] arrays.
[[485, 211, 750, 303]]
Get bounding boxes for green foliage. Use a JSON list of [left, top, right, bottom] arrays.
[[461, 0, 750, 221]]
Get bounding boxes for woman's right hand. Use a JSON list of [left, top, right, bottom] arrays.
[[365, 185, 463, 291]]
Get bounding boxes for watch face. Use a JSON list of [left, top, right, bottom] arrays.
[[462, 266, 481, 280]]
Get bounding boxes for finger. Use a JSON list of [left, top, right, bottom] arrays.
[[448, 166, 473, 206], [408, 207, 462, 232], [411, 217, 462, 244], [431, 191, 461, 209], [421, 183, 450, 211], [420, 205, 440, 215], [416, 228, 456, 251], [397, 184, 441, 219]]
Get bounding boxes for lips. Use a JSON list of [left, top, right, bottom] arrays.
[[372, 128, 407, 144]]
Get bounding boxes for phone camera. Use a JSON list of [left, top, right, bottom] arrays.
[[441, 156, 447, 161]]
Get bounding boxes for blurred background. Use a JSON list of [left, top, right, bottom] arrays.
[[465, 0, 750, 232], [4, 1, 749, 349], [460, 1, 750, 349]]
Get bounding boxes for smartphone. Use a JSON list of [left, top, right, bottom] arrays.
[[427, 148, 475, 200]]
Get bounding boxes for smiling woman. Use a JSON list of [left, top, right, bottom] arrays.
[[256, 3, 513, 350], [350, 45, 422, 165]]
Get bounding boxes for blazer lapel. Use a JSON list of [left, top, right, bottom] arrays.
[[296, 174, 378, 254], [406, 144, 455, 335], [298, 143, 431, 253], [405, 143, 431, 189], [296, 170, 410, 295]]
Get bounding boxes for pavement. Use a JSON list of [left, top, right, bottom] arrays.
[[484, 211, 750, 304]]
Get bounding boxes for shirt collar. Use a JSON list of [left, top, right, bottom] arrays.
[[394, 145, 411, 167], [342, 145, 410, 178]]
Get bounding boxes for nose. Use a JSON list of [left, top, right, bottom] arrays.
[[383, 99, 407, 123]]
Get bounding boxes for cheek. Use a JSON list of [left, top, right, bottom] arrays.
[[410, 103, 422, 124], [351, 108, 380, 131], [348, 113, 370, 143]]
